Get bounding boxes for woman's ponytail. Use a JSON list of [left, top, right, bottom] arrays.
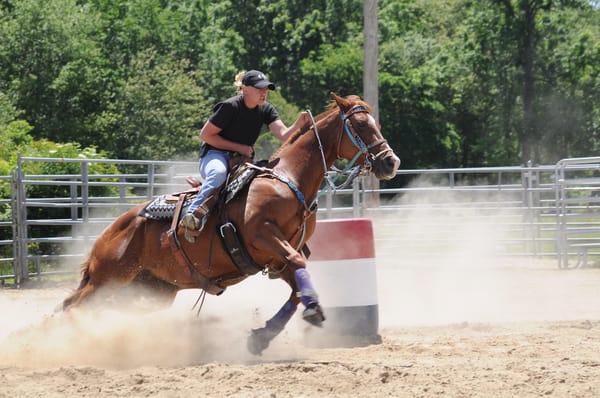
[[234, 71, 245, 92]]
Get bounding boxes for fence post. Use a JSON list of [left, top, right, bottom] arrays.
[[167, 164, 175, 194], [81, 161, 89, 222], [555, 163, 567, 268], [526, 161, 536, 256], [70, 177, 78, 220], [119, 175, 126, 203], [353, 177, 361, 218], [11, 168, 20, 285], [147, 163, 155, 199], [14, 156, 28, 285], [80, 161, 90, 252]]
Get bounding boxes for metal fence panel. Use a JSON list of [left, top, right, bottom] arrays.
[[555, 157, 600, 269], [1, 156, 600, 285]]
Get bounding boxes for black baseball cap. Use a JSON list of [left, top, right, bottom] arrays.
[[242, 70, 275, 90]]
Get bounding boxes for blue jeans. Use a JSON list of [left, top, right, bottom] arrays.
[[187, 149, 230, 214]]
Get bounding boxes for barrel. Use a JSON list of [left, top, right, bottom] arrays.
[[305, 218, 381, 347]]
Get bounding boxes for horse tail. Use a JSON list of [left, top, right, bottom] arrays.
[[59, 257, 92, 312], [77, 257, 92, 290]]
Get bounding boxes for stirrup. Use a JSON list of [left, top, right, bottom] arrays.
[[180, 214, 197, 243], [181, 211, 209, 240], [181, 213, 200, 230]]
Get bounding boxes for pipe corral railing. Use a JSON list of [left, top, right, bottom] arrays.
[[1, 156, 599, 286]]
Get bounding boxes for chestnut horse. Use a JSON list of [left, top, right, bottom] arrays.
[[61, 94, 400, 355]]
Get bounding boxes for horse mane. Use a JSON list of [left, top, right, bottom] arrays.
[[269, 95, 371, 161]]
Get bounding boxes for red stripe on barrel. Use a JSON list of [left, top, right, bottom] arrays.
[[308, 218, 375, 261]]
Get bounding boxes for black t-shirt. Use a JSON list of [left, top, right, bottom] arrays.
[[207, 95, 279, 147]]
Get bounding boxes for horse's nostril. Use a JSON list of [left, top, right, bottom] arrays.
[[385, 156, 398, 169]]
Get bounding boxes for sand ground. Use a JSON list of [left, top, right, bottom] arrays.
[[1, 256, 600, 398], [2, 204, 600, 397]]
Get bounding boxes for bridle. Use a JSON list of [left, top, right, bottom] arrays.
[[337, 105, 393, 169], [307, 104, 393, 190]]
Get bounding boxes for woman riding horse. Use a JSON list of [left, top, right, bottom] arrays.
[[61, 90, 400, 356], [181, 70, 309, 234]]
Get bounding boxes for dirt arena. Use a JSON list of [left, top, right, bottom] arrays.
[[2, 215, 600, 397]]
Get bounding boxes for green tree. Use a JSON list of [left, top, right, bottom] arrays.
[[0, 90, 19, 126], [254, 90, 303, 159], [455, 0, 599, 164], [0, 120, 119, 266], [535, 2, 600, 159], [223, 1, 362, 102], [94, 50, 208, 159], [0, 0, 108, 145]]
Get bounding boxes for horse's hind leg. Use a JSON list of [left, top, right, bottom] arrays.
[[247, 292, 299, 355], [62, 256, 143, 311], [62, 212, 146, 311], [128, 270, 180, 310]]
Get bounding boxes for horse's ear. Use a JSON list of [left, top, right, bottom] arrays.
[[330, 92, 352, 112]]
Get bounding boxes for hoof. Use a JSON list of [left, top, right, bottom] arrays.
[[247, 328, 272, 356], [302, 304, 325, 327]]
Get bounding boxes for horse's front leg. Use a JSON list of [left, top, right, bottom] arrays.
[[247, 222, 325, 355]]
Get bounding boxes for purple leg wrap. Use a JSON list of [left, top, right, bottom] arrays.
[[265, 299, 297, 333], [294, 268, 319, 307]]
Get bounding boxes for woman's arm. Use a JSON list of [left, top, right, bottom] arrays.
[[200, 121, 254, 157], [268, 111, 310, 142]]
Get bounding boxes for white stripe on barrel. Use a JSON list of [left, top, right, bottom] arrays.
[[305, 218, 381, 346]]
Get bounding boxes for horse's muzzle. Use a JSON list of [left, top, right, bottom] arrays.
[[372, 153, 400, 180]]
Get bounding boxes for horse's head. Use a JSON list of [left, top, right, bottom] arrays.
[[332, 93, 400, 180]]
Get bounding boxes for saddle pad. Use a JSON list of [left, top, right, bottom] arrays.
[[139, 162, 265, 221], [224, 165, 260, 204], [139, 195, 193, 220]]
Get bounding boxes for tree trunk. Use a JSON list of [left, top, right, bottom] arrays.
[[363, 0, 380, 207], [520, 2, 537, 164]]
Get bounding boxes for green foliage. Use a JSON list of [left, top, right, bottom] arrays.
[[0, 90, 19, 126], [94, 50, 208, 159], [223, 1, 362, 101], [535, 2, 600, 159], [0, 0, 239, 160], [254, 91, 303, 159], [0, 120, 33, 181], [300, 38, 364, 111], [0, 120, 119, 202], [0, 120, 120, 261], [0, 0, 106, 144], [0, 0, 598, 169]]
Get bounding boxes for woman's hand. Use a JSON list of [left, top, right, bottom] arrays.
[[297, 111, 310, 127], [268, 111, 312, 142], [239, 145, 254, 158]]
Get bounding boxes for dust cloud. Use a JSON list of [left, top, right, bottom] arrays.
[[2, 175, 600, 369], [0, 168, 308, 369], [0, 278, 305, 368], [373, 177, 600, 328]]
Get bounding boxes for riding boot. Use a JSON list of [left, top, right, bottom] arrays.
[[180, 195, 216, 238], [181, 204, 209, 230]]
